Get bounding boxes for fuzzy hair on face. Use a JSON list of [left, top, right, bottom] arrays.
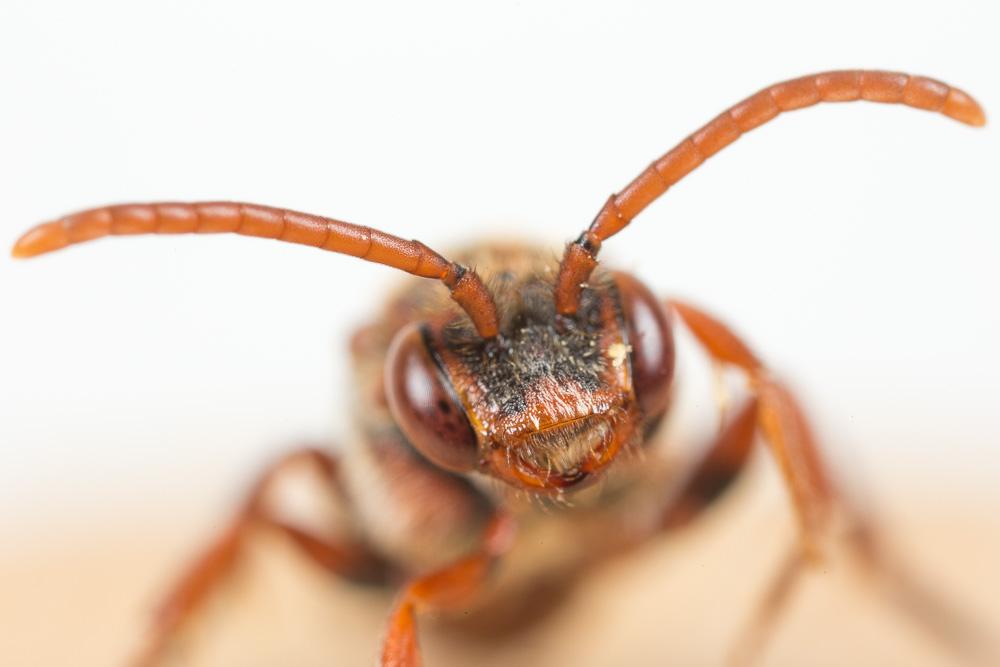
[[438, 245, 621, 424]]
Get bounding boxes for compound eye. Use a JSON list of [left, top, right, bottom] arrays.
[[385, 323, 479, 473], [612, 271, 675, 419]]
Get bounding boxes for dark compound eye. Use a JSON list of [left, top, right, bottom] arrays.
[[611, 271, 675, 420], [385, 323, 479, 473]]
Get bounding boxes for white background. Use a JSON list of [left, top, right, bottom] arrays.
[[1, 1, 997, 533]]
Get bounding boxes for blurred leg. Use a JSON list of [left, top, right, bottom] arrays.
[[380, 514, 516, 667], [670, 300, 993, 665], [132, 447, 384, 667], [661, 396, 759, 530]]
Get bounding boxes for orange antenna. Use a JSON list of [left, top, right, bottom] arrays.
[[12, 202, 501, 338], [554, 70, 986, 316]]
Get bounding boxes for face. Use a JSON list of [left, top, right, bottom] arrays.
[[385, 268, 675, 492]]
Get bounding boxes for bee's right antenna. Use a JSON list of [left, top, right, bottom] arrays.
[[554, 70, 986, 316], [12, 202, 501, 339]]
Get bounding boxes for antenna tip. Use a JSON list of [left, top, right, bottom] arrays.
[[943, 88, 987, 127], [11, 222, 68, 258]]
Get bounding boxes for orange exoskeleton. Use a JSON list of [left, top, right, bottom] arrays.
[[12, 70, 990, 666]]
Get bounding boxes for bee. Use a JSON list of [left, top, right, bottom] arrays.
[[11, 70, 988, 666]]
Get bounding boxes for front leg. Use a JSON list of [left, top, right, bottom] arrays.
[[669, 301, 832, 549], [669, 300, 992, 665], [381, 514, 516, 667], [133, 447, 385, 667]]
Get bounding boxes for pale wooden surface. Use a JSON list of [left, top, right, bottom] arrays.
[[2, 468, 998, 667]]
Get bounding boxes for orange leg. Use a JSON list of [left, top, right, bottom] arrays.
[[671, 300, 834, 552], [727, 544, 807, 667], [655, 389, 803, 666], [380, 514, 517, 667], [661, 395, 759, 531], [652, 390, 807, 666], [132, 447, 384, 667], [669, 300, 993, 665]]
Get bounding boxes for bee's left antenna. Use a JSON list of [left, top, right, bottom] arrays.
[[12, 201, 501, 339], [554, 70, 986, 317]]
